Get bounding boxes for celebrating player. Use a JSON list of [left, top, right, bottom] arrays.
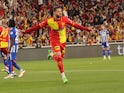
[[99, 25, 111, 60], [24, 6, 91, 83], [4, 19, 25, 79]]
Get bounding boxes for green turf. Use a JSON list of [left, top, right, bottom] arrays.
[[0, 56, 124, 93]]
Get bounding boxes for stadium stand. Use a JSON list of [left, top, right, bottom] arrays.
[[0, 0, 124, 48]]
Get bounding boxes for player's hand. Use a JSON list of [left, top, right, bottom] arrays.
[[19, 29, 26, 36], [88, 26, 94, 33], [21, 30, 25, 32], [20, 30, 25, 34]]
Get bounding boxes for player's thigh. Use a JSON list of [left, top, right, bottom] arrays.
[[102, 42, 107, 50], [60, 43, 66, 56], [9, 52, 17, 60], [10, 45, 18, 60], [101, 45, 105, 50], [104, 43, 110, 50], [106, 43, 110, 50], [1, 48, 8, 55], [51, 44, 61, 56], [106, 47, 110, 50]]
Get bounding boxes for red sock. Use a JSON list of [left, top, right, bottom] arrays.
[[53, 55, 64, 73], [12, 60, 16, 72], [57, 61, 64, 73], [12, 66, 14, 72]]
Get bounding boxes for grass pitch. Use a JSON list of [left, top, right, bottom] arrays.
[[0, 56, 124, 93]]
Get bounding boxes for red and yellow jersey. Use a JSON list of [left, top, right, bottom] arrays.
[[46, 17, 67, 44], [25, 16, 90, 44], [0, 26, 9, 48]]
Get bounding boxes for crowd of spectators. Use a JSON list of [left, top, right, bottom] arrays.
[[0, 0, 124, 48]]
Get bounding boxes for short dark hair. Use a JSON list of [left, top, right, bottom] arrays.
[[53, 6, 63, 12], [8, 19, 15, 27]]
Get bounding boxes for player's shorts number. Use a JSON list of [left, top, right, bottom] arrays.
[[55, 46, 60, 51]]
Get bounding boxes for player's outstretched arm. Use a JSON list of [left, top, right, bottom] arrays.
[[24, 20, 48, 34], [65, 17, 91, 32]]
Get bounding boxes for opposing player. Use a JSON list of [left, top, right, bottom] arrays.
[[4, 19, 25, 79], [24, 6, 91, 83], [99, 25, 111, 60]]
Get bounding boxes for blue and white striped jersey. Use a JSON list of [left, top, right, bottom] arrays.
[[99, 29, 109, 43], [10, 27, 18, 45]]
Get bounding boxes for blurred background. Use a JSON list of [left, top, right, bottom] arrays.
[[0, 0, 124, 48]]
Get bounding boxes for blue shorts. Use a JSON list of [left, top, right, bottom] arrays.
[[9, 45, 18, 60], [101, 42, 110, 48]]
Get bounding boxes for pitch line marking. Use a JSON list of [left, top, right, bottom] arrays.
[[29, 70, 124, 73]]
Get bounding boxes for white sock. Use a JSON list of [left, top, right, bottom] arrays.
[[61, 72, 66, 79], [108, 56, 111, 60], [103, 55, 106, 59]]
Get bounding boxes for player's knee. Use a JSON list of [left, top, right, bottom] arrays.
[[102, 48, 105, 50], [106, 47, 110, 50], [54, 55, 62, 62], [53, 52, 62, 62]]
